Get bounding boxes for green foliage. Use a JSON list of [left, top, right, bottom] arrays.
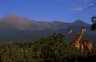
[[0, 33, 96, 62], [91, 16, 96, 30]]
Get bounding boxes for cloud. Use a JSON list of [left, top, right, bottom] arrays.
[[71, 7, 84, 11], [71, 1, 96, 11]]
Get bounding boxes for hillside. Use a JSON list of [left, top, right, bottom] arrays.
[[0, 14, 95, 42]]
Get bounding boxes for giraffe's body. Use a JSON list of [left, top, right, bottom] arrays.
[[68, 29, 93, 52], [73, 28, 86, 50]]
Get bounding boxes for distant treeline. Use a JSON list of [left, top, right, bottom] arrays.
[[0, 33, 96, 62]]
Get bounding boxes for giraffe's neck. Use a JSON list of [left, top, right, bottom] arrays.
[[72, 31, 78, 38], [75, 30, 84, 43], [72, 31, 85, 41]]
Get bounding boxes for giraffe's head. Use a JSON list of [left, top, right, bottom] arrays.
[[68, 29, 73, 34], [81, 27, 87, 32]]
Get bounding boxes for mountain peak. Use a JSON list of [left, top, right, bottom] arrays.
[[72, 20, 87, 24], [1, 14, 33, 30], [73, 20, 85, 23], [7, 14, 18, 16], [4, 14, 21, 19]]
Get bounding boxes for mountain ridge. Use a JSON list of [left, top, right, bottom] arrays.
[[0, 14, 90, 30]]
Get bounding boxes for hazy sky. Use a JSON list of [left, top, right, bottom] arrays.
[[0, 0, 96, 23]]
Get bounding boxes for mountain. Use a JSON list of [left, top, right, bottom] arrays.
[[0, 15, 69, 30], [0, 14, 95, 43], [0, 15, 89, 30], [0, 14, 33, 30], [71, 20, 89, 25]]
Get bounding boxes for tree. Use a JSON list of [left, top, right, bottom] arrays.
[[91, 16, 96, 30]]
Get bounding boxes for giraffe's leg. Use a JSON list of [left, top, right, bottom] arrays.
[[88, 47, 91, 53], [87, 44, 92, 53], [81, 44, 84, 53], [77, 46, 80, 50], [89, 45, 93, 52], [76, 43, 80, 50]]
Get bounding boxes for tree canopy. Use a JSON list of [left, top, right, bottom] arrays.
[[91, 16, 96, 30]]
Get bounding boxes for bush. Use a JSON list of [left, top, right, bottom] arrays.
[[0, 33, 96, 62]]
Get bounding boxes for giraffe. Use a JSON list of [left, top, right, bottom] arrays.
[[68, 29, 93, 52], [68, 28, 87, 51]]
